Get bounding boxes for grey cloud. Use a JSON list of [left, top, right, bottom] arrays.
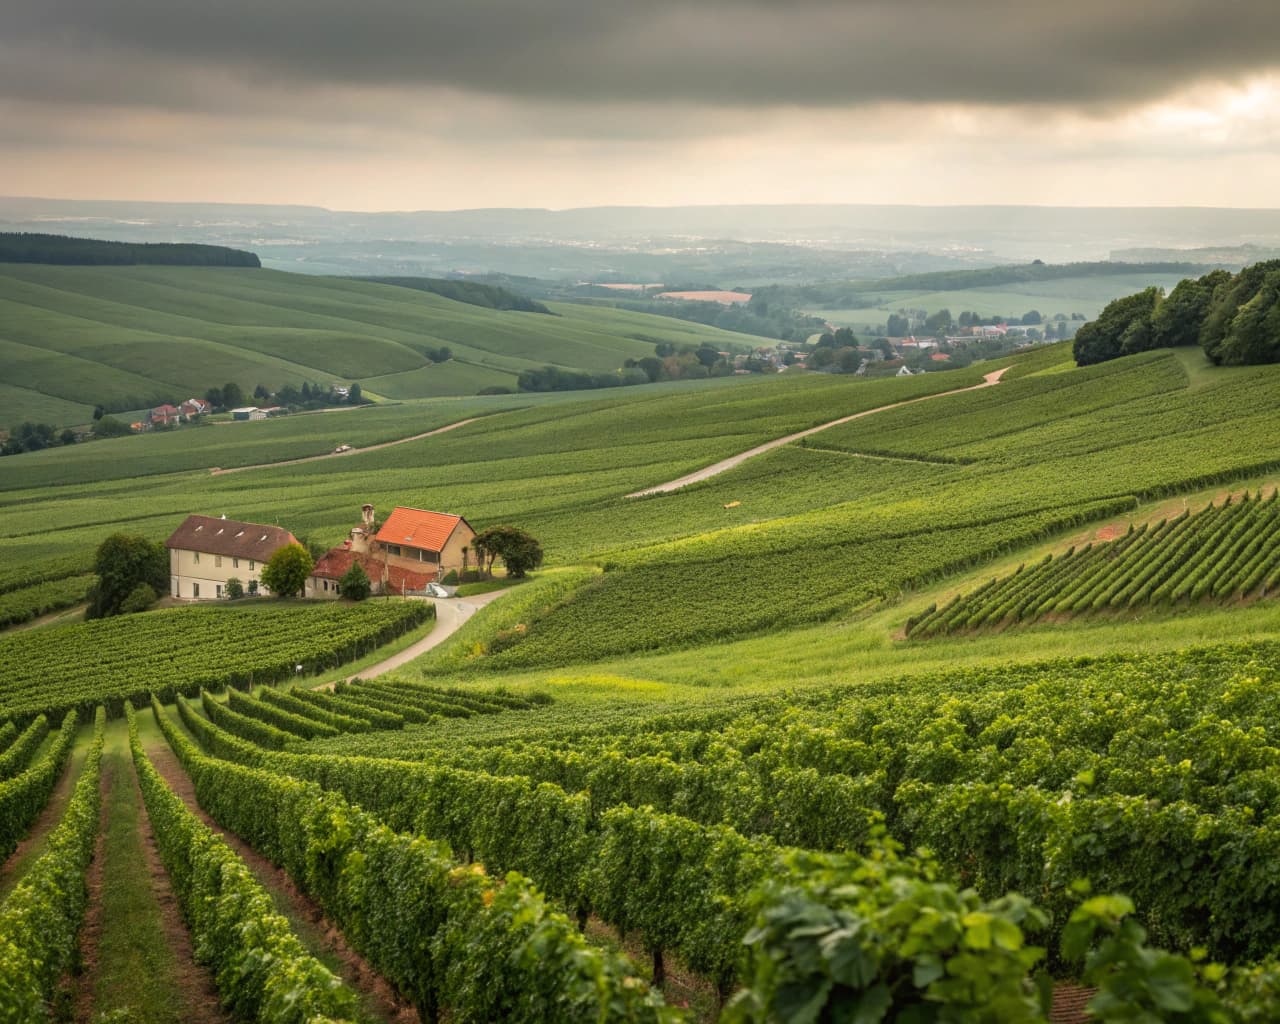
[[3, 0, 1279, 113]]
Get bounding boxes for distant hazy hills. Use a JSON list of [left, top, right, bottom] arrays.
[[5, 197, 1280, 278]]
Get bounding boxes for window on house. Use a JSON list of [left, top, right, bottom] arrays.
[[193, 582, 201, 598], [233, 557, 239, 569], [387, 544, 402, 556], [249, 560, 255, 571], [216, 584, 223, 598], [215, 555, 222, 568], [193, 551, 200, 564]]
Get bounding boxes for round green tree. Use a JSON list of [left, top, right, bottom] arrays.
[[88, 533, 169, 618], [338, 561, 371, 601], [260, 543, 314, 598], [472, 525, 544, 579]]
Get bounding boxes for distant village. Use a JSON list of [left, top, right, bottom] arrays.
[[131, 382, 360, 433]]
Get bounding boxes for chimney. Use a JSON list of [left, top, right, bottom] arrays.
[[362, 503, 375, 528]]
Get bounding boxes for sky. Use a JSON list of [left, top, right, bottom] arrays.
[[3, 0, 1279, 211]]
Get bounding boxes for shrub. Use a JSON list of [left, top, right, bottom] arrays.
[[119, 583, 157, 615], [225, 577, 244, 600], [338, 562, 371, 601]]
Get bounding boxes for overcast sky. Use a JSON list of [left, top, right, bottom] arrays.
[[3, 0, 1278, 210]]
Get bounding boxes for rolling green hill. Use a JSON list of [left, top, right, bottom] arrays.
[[0, 264, 769, 424]]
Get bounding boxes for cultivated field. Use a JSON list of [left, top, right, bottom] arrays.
[[823, 272, 1194, 328], [4, 336, 1280, 1020], [0, 264, 768, 424]]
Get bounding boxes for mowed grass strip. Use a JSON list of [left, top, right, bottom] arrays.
[[80, 722, 226, 1024]]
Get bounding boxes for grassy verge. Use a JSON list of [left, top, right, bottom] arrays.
[[86, 721, 201, 1024], [455, 574, 527, 597], [294, 607, 438, 688]]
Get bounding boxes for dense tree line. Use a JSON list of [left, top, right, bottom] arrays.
[[0, 232, 260, 267], [520, 340, 765, 392], [584, 295, 825, 342], [359, 276, 551, 313], [1073, 262, 1280, 366]]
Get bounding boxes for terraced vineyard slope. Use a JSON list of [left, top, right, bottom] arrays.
[[908, 490, 1280, 637]]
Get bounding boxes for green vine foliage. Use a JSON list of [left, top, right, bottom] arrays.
[[155, 698, 676, 1024], [0, 707, 105, 1015], [126, 706, 359, 1024], [0, 711, 77, 861]]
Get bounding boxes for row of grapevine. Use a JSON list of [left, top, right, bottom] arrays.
[[155, 699, 676, 1023], [217, 680, 549, 744], [0, 708, 104, 1014], [201, 690, 295, 751], [0, 716, 49, 781], [227, 687, 339, 740], [0, 600, 431, 720], [176, 695, 773, 997], [125, 707, 359, 1023], [171, 693, 1278, 1022], [0, 722, 14, 755], [908, 492, 1280, 637], [315, 640, 1280, 963], [0, 713, 77, 861], [0, 574, 93, 630]]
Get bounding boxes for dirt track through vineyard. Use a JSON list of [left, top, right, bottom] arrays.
[[209, 416, 481, 475], [627, 366, 1010, 497]]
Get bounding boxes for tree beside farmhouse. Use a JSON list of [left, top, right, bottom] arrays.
[[261, 543, 315, 598]]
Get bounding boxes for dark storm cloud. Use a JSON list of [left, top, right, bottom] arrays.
[[3, 0, 1279, 113]]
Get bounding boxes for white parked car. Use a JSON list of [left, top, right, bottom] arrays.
[[332, 444, 352, 454], [425, 583, 451, 598]]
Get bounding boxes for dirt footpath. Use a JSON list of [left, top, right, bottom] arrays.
[[628, 366, 1010, 497]]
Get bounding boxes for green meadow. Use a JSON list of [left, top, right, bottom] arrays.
[[823, 272, 1194, 329], [0, 264, 766, 424]]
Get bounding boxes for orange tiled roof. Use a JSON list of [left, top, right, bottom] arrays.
[[311, 547, 435, 592], [375, 507, 469, 553]]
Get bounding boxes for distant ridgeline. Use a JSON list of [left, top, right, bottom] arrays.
[[356, 276, 551, 314], [0, 232, 261, 267], [1074, 260, 1280, 367]]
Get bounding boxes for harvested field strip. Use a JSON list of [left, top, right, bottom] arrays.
[[144, 734, 418, 1024], [75, 725, 227, 1024]]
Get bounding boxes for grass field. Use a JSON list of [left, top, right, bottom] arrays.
[[0, 264, 770, 425], [821, 272, 1193, 329]]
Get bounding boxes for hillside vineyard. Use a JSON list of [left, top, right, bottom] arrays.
[[3, 333, 1280, 1022]]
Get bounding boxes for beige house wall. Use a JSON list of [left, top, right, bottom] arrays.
[[440, 523, 476, 573], [169, 547, 272, 600], [304, 576, 342, 600], [378, 522, 477, 579]]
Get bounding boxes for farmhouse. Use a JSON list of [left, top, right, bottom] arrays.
[[179, 397, 212, 420], [166, 514, 298, 600], [306, 504, 476, 597], [149, 403, 180, 427]]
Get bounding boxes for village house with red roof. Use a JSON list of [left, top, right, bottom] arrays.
[[149, 403, 181, 427], [306, 504, 477, 598]]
